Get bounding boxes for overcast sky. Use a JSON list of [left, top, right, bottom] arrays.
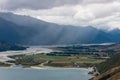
[[0, 0, 120, 30]]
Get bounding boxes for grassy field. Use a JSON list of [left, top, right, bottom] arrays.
[[5, 43, 120, 68], [8, 54, 106, 68]]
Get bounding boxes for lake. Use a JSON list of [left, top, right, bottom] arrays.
[[0, 67, 93, 80]]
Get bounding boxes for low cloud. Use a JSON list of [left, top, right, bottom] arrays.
[[0, 0, 81, 10], [13, 1, 120, 30], [0, 0, 120, 30], [0, 0, 119, 10]]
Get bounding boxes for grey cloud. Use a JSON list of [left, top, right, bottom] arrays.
[[82, 0, 117, 4], [1, 0, 118, 10], [3, 0, 82, 10], [1, 0, 120, 30], [13, 0, 120, 30]]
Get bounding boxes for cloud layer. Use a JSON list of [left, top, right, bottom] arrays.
[[0, 0, 120, 30], [0, 0, 82, 10]]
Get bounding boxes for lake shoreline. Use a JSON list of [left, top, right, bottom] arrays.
[[30, 66, 93, 70], [0, 64, 92, 70]]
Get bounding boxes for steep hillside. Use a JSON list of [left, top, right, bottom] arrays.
[[0, 17, 38, 44], [92, 66, 120, 80], [92, 54, 120, 80], [96, 54, 120, 73]]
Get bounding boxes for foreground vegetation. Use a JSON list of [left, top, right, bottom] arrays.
[[92, 54, 120, 80], [96, 54, 120, 73]]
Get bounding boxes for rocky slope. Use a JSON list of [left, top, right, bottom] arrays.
[[92, 54, 120, 80]]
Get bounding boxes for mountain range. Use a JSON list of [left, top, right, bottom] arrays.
[[0, 12, 120, 45]]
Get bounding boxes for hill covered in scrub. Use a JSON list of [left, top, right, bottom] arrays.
[[92, 54, 120, 80], [92, 67, 120, 80], [96, 54, 120, 73]]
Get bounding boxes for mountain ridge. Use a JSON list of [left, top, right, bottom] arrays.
[[0, 12, 120, 45]]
